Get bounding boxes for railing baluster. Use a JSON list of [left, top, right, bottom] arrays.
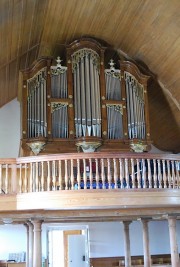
[[19, 163, 22, 193], [131, 158, 135, 188], [0, 164, 2, 193], [136, 159, 141, 188], [147, 159, 152, 188], [95, 159, 99, 189], [65, 159, 68, 190], [101, 159, 105, 189], [153, 159, 157, 188], [167, 160, 171, 188], [119, 158, 124, 189], [162, 160, 167, 188], [157, 160, 162, 188], [107, 158, 112, 189], [171, 160, 176, 188], [125, 159, 129, 188], [35, 162, 39, 192], [83, 159, 87, 189], [77, 159, 81, 190], [89, 159, 93, 189], [113, 159, 118, 189], [58, 160, 62, 190], [47, 161, 50, 191], [29, 162, 33, 192], [176, 161, 180, 188], [52, 160, 56, 190], [41, 161, 44, 191], [24, 163, 27, 193], [142, 159, 146, 188], [70, 159, 74, 190]]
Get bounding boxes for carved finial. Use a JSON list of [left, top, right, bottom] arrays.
[[109, 59, 115, 72], [56, 56, 62, 69]]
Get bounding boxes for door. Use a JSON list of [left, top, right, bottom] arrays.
[[68, 234, 87, 267]]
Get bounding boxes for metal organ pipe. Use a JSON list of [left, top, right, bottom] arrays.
[[51, 67, 68, 138], [105, 67, 122, 140], [72, 49, 101, 138], [125, 71, 146, 140], [27, 68, 47, 139]]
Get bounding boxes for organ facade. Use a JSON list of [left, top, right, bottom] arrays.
[[20, 38, 151, 156]]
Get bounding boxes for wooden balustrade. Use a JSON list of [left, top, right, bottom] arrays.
[[0, 153, 179, 194]]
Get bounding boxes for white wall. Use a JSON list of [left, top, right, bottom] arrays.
[[1, 221, 179, 260], [0, 225, 26, 260], [0, 99, 20, 158]]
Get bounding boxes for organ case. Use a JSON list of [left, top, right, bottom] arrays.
[[20, 38, 151, 156]]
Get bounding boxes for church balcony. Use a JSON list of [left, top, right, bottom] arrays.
[[0, 152, 179, 217]]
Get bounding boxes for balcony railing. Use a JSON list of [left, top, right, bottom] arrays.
[[0, 153, 179, 194]]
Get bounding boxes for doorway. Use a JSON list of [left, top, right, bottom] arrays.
[[48, 225, 89, 267]]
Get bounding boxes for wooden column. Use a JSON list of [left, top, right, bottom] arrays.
[[32, 219, 43, 267], [168, 216, 180, 267], [122, 221, 132, 267], [24, 223, 29, 267], [27, 221, 34, 267], [141, 219, 151, 267]]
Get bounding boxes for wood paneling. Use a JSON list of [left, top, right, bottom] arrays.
[[0, 0, 179, 152]]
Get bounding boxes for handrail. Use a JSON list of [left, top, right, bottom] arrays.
[[0, 152, 179, 194]]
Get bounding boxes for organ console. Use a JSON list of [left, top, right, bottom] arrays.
[[19, 37, 151, 156]]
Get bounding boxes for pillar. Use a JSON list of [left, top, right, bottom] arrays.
[[168, 216, 180, 267], [122, 221, 132, 267], [141, 219, 151, 267], [32, 219, 43, 267], [27, 221, 34, 267], [24, 223, 29, 267]]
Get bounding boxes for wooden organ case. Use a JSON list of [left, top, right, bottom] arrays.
[[20, 38, 151, 156]]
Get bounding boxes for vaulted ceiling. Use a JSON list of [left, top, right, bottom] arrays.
[[0, 0, 179, 152]]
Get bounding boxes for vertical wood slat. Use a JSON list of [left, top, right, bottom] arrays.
[[0, 164, 2, 193], [11, 163, 17, 193], [58, 160, 62, 190], [47, 161, 50, 191], [24, 163, 27, 193], [19, 163, 22, 193], [153, 159, 157, 189], [5, 164, 8, 194], [147, 159, 152, 189], [157, 160, 162, 188], [35, 162, 39, 192], [83, 159, 87, 190], [136, 159, 141, 188], [125, 159, 129, 188], [89, 159, 93, 189], [119, 158, 124, 189], [41, 161, 44, 191], [167, 160, 171, 188], [171, 160, 176, 188], [95, 159, 99, 189], [70, 159, 74, 190], [131, 158, 135, 189], [101, 159, 105, 189], [65, 159, 68, 190], [142, 159, 146, 188], [30, 162, 33, 192], [52, 160, 56, 190], [107, 158, 112, 189], [113, 159, 118, 189], [176, 161, 180, 188], [162, 160, 167, 188], [77, 159, 81, 190]]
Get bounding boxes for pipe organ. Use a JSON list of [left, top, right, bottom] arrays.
[[20, 38, 151, 156]]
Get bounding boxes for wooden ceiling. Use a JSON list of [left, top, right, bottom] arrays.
[[0, 0, 179, 153]]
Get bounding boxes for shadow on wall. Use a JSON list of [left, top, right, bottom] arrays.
[[135, 59, 180, 154]]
